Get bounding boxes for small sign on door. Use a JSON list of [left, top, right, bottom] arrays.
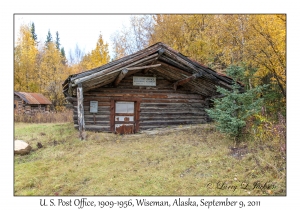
[[90, 101, 98, 113]]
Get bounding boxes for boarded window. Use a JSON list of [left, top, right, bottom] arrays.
[[115, 102, 134, 113]]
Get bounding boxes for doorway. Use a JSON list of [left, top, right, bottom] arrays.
[[115, 101, 135, 134], [110, 98, 140, 134]]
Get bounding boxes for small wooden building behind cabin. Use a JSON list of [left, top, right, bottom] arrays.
[[14, 92, 52, 114], [62, 42, 236, 134]]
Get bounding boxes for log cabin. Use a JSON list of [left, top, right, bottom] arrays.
[[14, 92, 52, 114], [62, 42, 236, 135]]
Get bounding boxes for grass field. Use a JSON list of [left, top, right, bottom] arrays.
[[14, 122, 286, 196]]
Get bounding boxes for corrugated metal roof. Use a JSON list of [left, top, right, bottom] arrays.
[[14, 92, 52, 105]]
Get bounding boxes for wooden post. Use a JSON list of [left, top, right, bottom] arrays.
[[173, 72, 202, 91], [77, 83, 85, 140], [114, 68, 128, 87]]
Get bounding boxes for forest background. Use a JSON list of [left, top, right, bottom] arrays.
[[14, 14, 286, 119]]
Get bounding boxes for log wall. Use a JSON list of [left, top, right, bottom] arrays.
[[14, 95, 24, 114], [73, 72, 209, 132], [14, 95, 50, 114]]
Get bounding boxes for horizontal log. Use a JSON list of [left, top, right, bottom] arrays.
[[98, 88, 179, 93], [140, 111, 207, 115], [73, 105, 110, 111], [139, 108, 206, 111], [139, 122, 207, 130], [74, 110, 110, 115], [140, 108, 205, 113], [82, 92, 203, 99], [77, 97, 205, 104], [87, 87, 187, 94], [140, 115, 207, 120], [74, 101, 110, 106], [74, 113, 207, 120], [82, 102, 111, 106], [141, 99, 205, 103], [73, 103, 208, 115], [85, 121, 110, 125], [74, 115, 110, 120], [139, 119, 206, 126], [75, 97, 112, 103], [140, 102, 205, 108], [143, 60, 159, 74], [122, 73, 165, 79], [140, 104, 207, 110], [74, 124, 111, 132], [127, 63, 161, 70]]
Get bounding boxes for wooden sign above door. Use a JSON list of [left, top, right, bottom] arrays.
[[133, 76, 156, 86]]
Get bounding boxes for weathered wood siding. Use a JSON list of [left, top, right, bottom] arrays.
[[14, 95, 50, 114], [14, 95, 24, 114], [73, 72, 208, 132]]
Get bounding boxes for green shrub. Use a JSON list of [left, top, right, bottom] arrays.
[[206, 83, 267, 142]]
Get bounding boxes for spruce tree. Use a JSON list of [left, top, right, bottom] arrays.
[[206, 81, 267, 142], [60, 47, 65, 57], [45, 30, 52, 45], [60, 47, 67, 65], [55, 31, 61, 50], [30, 22, 38, 44]]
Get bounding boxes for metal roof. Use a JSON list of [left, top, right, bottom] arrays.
[[14, 92, 52, 105]]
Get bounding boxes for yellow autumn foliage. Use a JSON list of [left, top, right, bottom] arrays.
[[14, 23, 69, 108], [149, 14, 286, 97], [14, 24, 39, 92], [80, 33, 110, 71]]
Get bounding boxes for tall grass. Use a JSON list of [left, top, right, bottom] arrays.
[[14, 123, 286, 196], [14, 110, 73, 123]]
